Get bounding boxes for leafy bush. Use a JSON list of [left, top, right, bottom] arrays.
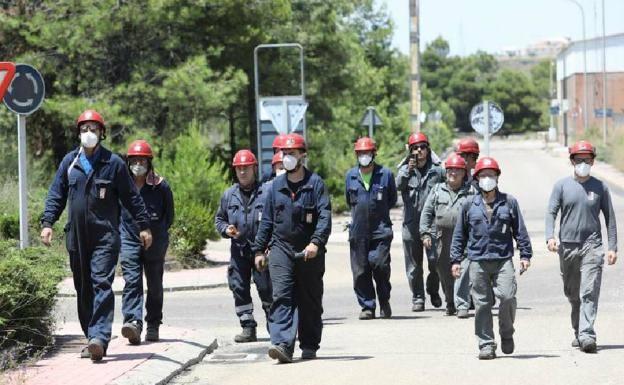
[[158, 122, 229, 267], [0, 240, 66, 369]]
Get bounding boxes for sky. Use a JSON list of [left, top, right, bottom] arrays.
[[378, 0, 624, 56]]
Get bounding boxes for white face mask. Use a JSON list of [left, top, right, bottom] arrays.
[[358, 154, 373, 167], [276, 168, 286, 176], [575, 163, 591, 177], [130, 164, 148, 177], [80, 131, 99, 149], [282, 154, 299, 171], [479, 176, 497, 192]]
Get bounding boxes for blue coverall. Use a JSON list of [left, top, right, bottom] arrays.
[[253, 169, 332, 354], [120, 174, 174, 331], [345, 164, 397, 311], [41, 146, 150, 349], [215, 182, 273, 328]]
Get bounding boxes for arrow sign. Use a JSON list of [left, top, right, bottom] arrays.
[[0, 62, 16, 101]]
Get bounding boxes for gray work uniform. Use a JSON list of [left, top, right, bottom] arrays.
[[420, 181, 477, 311], [545, 176, 617, 344], [396, 159, 445, 305]]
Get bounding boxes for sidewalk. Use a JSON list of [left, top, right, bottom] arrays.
[[1, 323, 217, 385]]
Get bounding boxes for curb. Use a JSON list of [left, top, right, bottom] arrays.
[[56, 283, 228, 298], [110, 337, 218, 385]]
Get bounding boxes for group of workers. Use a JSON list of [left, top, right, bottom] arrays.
[[41, 109, 617, 363]]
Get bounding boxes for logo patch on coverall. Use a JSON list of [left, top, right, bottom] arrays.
[[587, 191, 595, 201], [306, 213, 313, 223], [99, 187, 106, 199]]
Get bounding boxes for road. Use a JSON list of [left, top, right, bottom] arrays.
[[56, 139, 624, 385]]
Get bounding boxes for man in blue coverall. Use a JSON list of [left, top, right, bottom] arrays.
[[215, 149, 273, 343], [345, 137, 397, 320], [119, 140, 174, 345], [450, 157, 532, 360], [40, 110, 152, 361], [253, 133, 332, 364]]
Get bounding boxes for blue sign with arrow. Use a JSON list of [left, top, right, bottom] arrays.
[[3, 64, 45, 115]]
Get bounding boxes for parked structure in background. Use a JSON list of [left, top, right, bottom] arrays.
[[556, 33, 624, 145]]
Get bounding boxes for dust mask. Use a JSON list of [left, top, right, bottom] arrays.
[[479, 176, 497, 192], [130, 164, 148, 177], [276, 169, 286, 176], [575, 163, 591, 177], [358, 154, 373, 167], [283, 155, 299, 172], [80, 131, 99, 149]]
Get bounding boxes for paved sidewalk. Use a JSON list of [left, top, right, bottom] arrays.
[[1, 323, 217, 385]]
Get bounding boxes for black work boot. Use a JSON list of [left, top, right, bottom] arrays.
[[430, 293, 443, 308], [145, 324, 160, 342], [379, 302, 392, 319], [121, 321, 142, 345], [580, 339, 597, 353], [234, 327, 257, 343], [268, 344, 293, 363], [501, 337, 515, 354]]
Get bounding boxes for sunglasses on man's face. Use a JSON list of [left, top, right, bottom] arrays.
[[572, 157, 593, 165], [460, 153, 478, 161], [412, 144, 428, 151]]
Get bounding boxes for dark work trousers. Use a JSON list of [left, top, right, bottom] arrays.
[[435, 228, 455, 308], [403, 225, 439, 304], [268, 247, 325, 353], [349, 237, 392, 310]]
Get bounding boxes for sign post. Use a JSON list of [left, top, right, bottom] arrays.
[[469, 101, 504, 156], [3, 63, 45, 249]]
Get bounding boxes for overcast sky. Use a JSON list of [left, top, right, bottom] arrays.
[[378, 0, 624, 56]]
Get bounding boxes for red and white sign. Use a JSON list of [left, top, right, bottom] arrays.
[[0, 62, 16, 100]]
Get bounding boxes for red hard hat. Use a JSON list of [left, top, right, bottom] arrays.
[[354, 137, 376, 152], [408, 132, 429, 146], [272, 134, 288, 150], [444, 153, 467, 170], [272, 151, 284, 165], [474, 157, 501, 176], [127, 140, 153, 158], [569, 140, 596, 157], [232, 149, 257, 167], [282, 133, 306, 150], [76, 109, 106, 129], [456, 137, 480, 155]]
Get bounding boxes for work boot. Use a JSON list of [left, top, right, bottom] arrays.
[[445, 304, 457, 316], [145, 324, 159, 342], [301, 349, 317, 360], [359, 309, 375, 320], [268, 344, 293, 363], [234, 327, 257, 343], [580, 339, 597, 353], [478, 345, 496, 360], [379, 302, 392, 319], [411, 303, 424, 312], [430, 293, 442, 308], [501, 337, 515, 354], [571, 338, 580, 348], [121, 321, 142, 345], [88, 338, 106, 362], [456, 309, 469, 319]]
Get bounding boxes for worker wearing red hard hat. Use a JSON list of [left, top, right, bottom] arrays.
[[545, 140, 617, 353], [119, 140, 175, 345], [253, 133, 332, 363], [396, 132, 445, 312], [215, 149, 272, 344], [345, 137, 397, 320], [450, 157, 532, 360], [40, 110, 152, 361], [456, 137, 480, 188], [420, 153, 477, 317]]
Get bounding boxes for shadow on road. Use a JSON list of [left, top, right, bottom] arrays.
[[500, 353, 560, 359], [598, 345, 624, 351], [386, 315, 432, 320]]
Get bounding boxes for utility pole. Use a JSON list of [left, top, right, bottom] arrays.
[[601, 0, 607, 146], [409, 0, 421, 132], [566, 0, 588, 133]]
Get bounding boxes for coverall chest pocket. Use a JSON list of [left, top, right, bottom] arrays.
[[274, 203, 286, 224], [435, 197, 454, 228], [254, 203, 264, 224], [468, 211, 487, 239], [348, 187, 358, 205], [93, 179, 114, 212], [585, 189, 601, 209], [147, 202, 161, 222], [227, 204, 240, 225], [372, 184, 385, 202], [68, 178, 78, 200], [495, 212, 512, 236]]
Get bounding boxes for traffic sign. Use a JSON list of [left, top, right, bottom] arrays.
[[3, 64, 45, 115], [360, 107, 383, 138], [470, 101, 504, 136], [0, 62, 16, 101]]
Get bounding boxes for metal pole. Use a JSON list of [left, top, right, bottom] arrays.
[[409, 0, 421, 132], [17, 114, 29, 249], [601, 0, 607, 146], [484, 101, 490, 156], [368, 107, 374, 138], [566, 0, 588, 132]]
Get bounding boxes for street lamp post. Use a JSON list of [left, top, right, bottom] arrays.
[[601, 0, 607, 146], [566, 0, 588, 133]]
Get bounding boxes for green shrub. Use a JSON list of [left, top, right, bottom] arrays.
[[0, 240, 66, 369], [158, 122, 229, 266], [0, 213, 19, 240]]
